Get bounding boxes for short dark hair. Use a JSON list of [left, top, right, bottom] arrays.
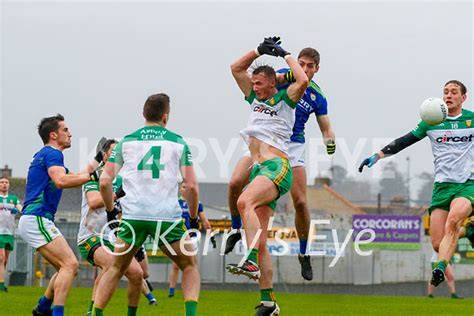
[[38, 114, 65, 144], [143, 93, 170, 122], [444, 80, 467, 95], [102, 139, 117, 152], [0, 176, 9, 181], [298, 47, 320, 65], [252, 65, 276, 81]]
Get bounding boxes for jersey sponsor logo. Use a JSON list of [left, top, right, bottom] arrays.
[[253, 105, 279, 117], [435, 134, 473, 143], [297, 99, 313, 112]]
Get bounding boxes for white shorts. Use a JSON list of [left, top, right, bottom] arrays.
[[288, 142, 305, 167], [18, 215, 62, 249]]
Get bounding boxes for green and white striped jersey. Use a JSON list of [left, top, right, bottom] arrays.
[[77, 175, 122, 243], [411, 109, 474, 183], [0, 194, 20, 235], [108, 126, 193, 221], [240, 89, 297, 154]]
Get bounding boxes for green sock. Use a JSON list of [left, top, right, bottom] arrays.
[[436, 260, 448, 271], [248, 248, 259, 264], [127, 306, 137, 316], [185, 300, 198, 316], [89, 301, 94, 312], [260, 288, 276, 302], [92, 306, 103, 316], [0, 282, 4, 290]]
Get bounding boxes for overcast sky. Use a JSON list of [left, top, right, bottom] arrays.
[[1, 1, 473, 194]]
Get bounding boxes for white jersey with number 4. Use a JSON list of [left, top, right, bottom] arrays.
[[109, 126, 193, 221]]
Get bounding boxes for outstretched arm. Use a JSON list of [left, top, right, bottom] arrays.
[[48, 166, 94, 189], [358, 132, 421, 172]]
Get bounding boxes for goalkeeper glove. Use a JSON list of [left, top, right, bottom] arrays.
[[326, 140, 336, 155], [358, 153, 381, 172], [256, 36, 281, 56], [272, 42, 290, 58]]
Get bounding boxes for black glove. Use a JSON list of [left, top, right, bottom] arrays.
[[94, 137, 107, 163], [272, 42, 291, 58], [358, 153, 381, 173], [115, 186, 126, 199], [210, 236, 217, 249], [135, 247, 146, 262], [107, 207, 121, 229], [326, 140, 336, 155], [94, 151, 104, 163], [256, 36, 281, 56], [89, 170, 99, 182], [284, 69, 295, 83]]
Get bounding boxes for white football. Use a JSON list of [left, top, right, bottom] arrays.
[[419, 97, 448, 125]]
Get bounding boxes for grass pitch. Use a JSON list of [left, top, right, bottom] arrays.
[[1, 286, 473, 315]]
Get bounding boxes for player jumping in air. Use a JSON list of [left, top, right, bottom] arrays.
[[226, 37, 308, 315], [359, 80, 473, 287], [225, 47, 335, 281]]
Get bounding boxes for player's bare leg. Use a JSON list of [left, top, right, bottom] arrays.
[[92, 238, 141, 314], [37, 236, 78, 308], [92, 246, 143, 309], [432, 198, 472, 286], [168, 262, 180, 297], [227, 176, 279, 280], [0, 248, 6, 292], [429, 209, 448, 253], [255, 205, 280, 315], [290, 166, 312, 280], [225, 156, 252, 254], [161, 238, 200, 315]]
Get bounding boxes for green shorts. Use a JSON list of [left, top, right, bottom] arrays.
[[118, 219, 186, 248], [78, 236, 114, 265], [249, 157, 292, 210], [429, 180, 474, 214], [0, 234, 14, 251]]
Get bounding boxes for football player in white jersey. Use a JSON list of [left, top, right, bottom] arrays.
[[226, 37, 307, 315], [92, 93, 200, 316], [359, 80, 473, 287]]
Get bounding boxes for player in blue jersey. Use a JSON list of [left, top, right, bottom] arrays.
[[225, 47, 336, 281], [18, 114, 102, 316], [168, 183, 215, 298]]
